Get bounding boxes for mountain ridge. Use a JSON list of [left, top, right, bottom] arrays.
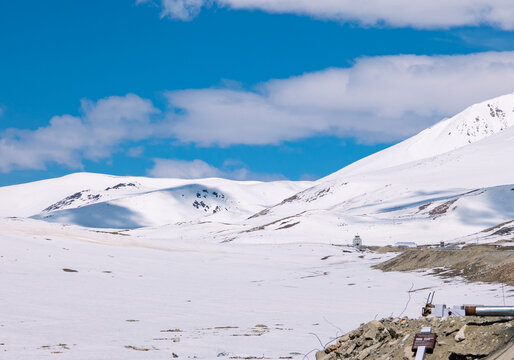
[[0, 93, 512, 245]]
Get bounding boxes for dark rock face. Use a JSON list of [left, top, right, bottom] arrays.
[[43, 192, 86, 212], [43, 190, 104, 212], [190, 189, 227, 214], [43, 183, 140, 213], [105, 183, 136, 191]]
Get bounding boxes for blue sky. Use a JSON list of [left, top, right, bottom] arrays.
[[1, 1, 514, 186]]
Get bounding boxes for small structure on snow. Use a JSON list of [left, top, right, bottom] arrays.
[[395, 241, 417, 248], [352, 235, 362, 247]]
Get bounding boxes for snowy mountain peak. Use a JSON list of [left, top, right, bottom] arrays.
[[436, 92, 514, 145], [324, 92, 514, 180]]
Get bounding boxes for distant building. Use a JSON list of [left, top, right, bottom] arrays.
[[353, 235, 362, 247], [394, 241, 417, 248]]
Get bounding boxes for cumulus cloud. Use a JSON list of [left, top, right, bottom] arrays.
[[147, 158, 286, 180], [148, 158, 222, 178], [0, 94, 159, 173], [145, 0, 514, 29], [166, 51, 514, 146], [141, 0, 207, 20], [4, 52, 514, 173]]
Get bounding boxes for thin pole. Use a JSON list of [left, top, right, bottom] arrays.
[[415, 346, 426, 360]]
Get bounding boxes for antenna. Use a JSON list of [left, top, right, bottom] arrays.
[[422, 291, 435, 317], [502, 283, 506, 306]]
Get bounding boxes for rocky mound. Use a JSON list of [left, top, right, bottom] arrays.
[[375, 245, 514, 286], [316, 316, 513, 360]]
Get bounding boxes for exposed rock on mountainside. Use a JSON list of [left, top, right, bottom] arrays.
[[316, 316, 514, 360], [104, 182, 137, 191], [43, 190, 102, 212]]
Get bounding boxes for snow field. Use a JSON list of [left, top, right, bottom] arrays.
[[0, 219, 511, 359]]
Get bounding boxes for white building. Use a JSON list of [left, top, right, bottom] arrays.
[[353, 235, 362, 247], [394, 241, 417, 248]]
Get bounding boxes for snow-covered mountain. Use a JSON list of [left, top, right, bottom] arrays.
[[227, 93, 514, 245], [0, 173, 310, 228], [0, 93, 512, 245], [324, 92, 514, 180]]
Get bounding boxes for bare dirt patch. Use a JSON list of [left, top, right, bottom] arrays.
[[481, 220, 514, 234], [428, 199, 458, 217], [276, 221, 300, 230], [242, 212, 306, 234], [124, 345, 158, 351], [160, 328, 182, 333], [374, 245, 514, 286]]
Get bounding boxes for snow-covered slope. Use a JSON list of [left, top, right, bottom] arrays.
[[228, 94, 514, 245], [1, 215, 508, 360], [324, 92, 514, 180], [0, 173, 310, 228]]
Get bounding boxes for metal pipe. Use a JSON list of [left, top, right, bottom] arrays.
[[465, 306, 514, 316]]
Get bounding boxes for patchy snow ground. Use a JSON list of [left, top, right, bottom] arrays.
[[1, 218, 511, 360]]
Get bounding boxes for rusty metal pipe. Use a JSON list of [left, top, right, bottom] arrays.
[[465, 306, 514, 316]]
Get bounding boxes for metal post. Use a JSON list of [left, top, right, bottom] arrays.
[[415, 346, 426, 360]]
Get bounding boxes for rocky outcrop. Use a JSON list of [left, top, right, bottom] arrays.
[[316, 316, 513, 360], [374, 245, 514, 286]]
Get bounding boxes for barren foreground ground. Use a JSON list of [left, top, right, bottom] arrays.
[[317, 316, 514, 360]]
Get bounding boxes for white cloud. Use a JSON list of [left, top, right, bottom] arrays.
[[148, 158, 286, 180], [0, 94, 159, 173], [147, 0, 514, 30], [148, 158, 222, 178], [166, 51, 514, 146], [4, 52, 514, 173], [160, 0, 207, 20]]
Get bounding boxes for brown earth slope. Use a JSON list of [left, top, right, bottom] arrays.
[[374, 245, 514, 286]]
